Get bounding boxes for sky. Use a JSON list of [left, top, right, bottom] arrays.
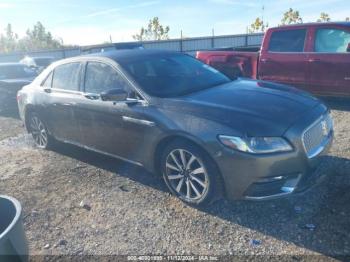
[[0, 0, 349, 46]]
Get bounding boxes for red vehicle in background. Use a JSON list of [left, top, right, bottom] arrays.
[[196, 22, 350, 97]]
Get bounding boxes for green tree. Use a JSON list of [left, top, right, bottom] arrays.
[[248, 17, 268, 33], [0, 24, 19, 52], [0, 22, 63, 53], [18, 22, 62, 51], [133, 17, 170, 41], [317, 12, 331, 22], [281, 8, 303, 25]]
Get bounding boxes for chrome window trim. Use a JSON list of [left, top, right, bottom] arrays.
[[48, 87, 85, 96], [81, 58, 149, 104]]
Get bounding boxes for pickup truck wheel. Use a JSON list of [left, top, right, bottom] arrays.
[[161, 140, 222, 206], [28, 113, 54, 149]]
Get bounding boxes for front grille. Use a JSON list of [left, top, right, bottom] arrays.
[[302, 113, 333, 158]]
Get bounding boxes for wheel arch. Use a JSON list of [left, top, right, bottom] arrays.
[[23, 105, 52, 135], [153, 133, 226, 201], [23, 104, 37, 132], [153, 133, 220, 177]]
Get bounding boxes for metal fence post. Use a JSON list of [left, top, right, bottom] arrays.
[[211, 28, 215, 48], [180, 30, 183, 52], [245, 34, 248, 47]]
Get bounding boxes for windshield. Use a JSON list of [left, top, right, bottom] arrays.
[[119, 53, 231, 97], [0, 64, 37, 80]]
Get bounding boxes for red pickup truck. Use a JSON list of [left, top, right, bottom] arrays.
[[196, 22, 350, 97]]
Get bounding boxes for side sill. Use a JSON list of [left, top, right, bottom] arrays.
[[55, 137, 144, 167]]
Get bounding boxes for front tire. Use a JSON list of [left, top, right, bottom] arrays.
[[161, 140, 222, 206], [27, 113, 54, 149]]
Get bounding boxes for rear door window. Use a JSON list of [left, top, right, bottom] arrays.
[[84, 62, 130, 94], [268, 29, 306, 52], [315, 28, 350, 53], [52, 63, 81, 91]]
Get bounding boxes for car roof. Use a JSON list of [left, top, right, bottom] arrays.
[[83, 49, 180, 62], [47, 49, 183, 75], [269, 21, 350, 30], [82, 42, 143, 51]]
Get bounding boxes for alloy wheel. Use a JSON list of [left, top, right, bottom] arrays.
[[165, 149, 209, 201], [30, 116, 48, 148]]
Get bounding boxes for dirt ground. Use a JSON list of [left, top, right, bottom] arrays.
[[0, 90, 349, 261]]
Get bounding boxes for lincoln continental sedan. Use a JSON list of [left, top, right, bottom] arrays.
[[17, 50, 333, 206]]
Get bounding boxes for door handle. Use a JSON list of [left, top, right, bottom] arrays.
[[260, 58, 270, 63], [84, 93, 100, 100], [53, 102, 75, 106], [43, 88, 51, 93], [345, 77, 350, 81], [122, 116, 155, 127], [308, 58, 321, 63]]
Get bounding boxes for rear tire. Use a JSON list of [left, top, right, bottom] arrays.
[[27, 113, 55, 149], [161, 140, 223, 206]]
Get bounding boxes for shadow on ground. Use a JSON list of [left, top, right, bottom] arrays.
[[51, 141, 350, 259]]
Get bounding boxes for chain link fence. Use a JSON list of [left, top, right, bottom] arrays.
[[0, 33, 264, 63]]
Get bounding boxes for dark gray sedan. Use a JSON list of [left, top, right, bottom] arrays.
[[17, 50, 333, 206], [0, 63, 37, 116]]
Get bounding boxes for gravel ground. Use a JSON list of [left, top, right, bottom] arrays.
[[0, 91, 349, 261]]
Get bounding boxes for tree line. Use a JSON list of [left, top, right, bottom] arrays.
[[0, 10, 349, 53], [135, 11, 349, 40], [248, 9, 350, 33], [0, 22, 64, 53]]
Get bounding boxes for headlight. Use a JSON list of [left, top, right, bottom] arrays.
[[218, 135, 293, 154]]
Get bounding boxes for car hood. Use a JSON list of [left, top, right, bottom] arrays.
[[161, 79, 321, 136]]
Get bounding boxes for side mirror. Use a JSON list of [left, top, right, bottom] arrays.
[[347, 43, 350, 52], [100, 88, 128, 102]]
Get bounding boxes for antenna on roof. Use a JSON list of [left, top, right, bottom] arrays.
[[262, 5, 265, 23], [261, 5, 265, 31]]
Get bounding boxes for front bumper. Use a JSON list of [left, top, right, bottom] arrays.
[[243, 132, 333, 200], [214, 104, 333, 201]]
